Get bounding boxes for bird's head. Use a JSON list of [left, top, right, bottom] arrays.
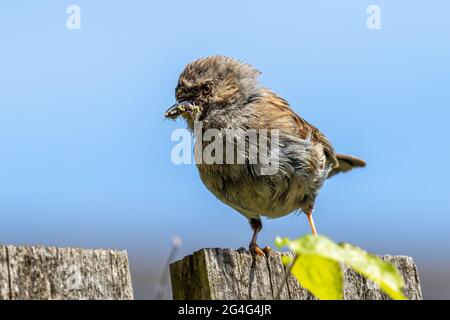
[[164, 56, 262, 128]]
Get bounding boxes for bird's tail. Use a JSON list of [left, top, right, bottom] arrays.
[[327, 154, 366, 178]]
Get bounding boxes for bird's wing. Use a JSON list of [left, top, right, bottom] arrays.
[[250, 89, 338, 168]]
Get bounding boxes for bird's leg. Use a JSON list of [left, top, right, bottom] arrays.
[[249, 218, 271, 256], [305, 210, 318, 236], [277, 211, 317, 299]]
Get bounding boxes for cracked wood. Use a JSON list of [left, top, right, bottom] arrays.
[[0, 245, 133, 300], [170, 248, 422, 300]]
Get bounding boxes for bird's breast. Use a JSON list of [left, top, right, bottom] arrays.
[[194, 131, 331, 219]]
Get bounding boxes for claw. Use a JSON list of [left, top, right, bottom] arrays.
[[250, 244, 271, 256], [253, 246, 265, 256], [262, 246, 272, 254]]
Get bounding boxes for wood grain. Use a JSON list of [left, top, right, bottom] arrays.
[[0, 245, 133, 300], [170, 248, 422, 300]]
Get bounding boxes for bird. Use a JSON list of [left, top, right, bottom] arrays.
[[165, 56, 365, 256]]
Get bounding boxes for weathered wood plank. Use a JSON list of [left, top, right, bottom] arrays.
[[170, 248, 422, 300], [0, 245, 133, 300], [0, 246, 9, 299]]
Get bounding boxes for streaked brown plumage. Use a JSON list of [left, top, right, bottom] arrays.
[[165, 56, 365, 255]]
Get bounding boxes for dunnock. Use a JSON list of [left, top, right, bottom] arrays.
[[165, 56, 365, 255]]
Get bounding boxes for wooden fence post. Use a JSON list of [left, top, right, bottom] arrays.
[[170, 248, 422, 300], [0, 245, 133, 300]]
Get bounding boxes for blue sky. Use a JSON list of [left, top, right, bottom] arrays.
[[1, 1, 449, 298]]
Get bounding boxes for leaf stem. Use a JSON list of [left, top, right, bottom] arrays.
[[275, 254, 299, 300]]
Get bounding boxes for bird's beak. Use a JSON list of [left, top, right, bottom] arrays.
[[164, 101, 198, 119]]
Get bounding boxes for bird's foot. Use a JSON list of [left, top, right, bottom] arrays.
[[249, 244, 272, 256]]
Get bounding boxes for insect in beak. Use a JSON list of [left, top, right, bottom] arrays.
[[164, 101, 201, 119]]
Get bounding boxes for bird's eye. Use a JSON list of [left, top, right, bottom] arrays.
[[201, 83, 212, 95]]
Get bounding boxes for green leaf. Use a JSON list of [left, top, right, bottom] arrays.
[[338, 243, 406, 300], [276, 235, 343, 261], [275, 235, 406, 300], [291, 255, 343, 300], [281, 254, 294, 266]]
